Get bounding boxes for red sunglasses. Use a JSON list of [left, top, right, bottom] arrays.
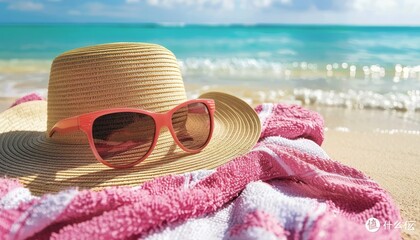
[[49, 99, 215, 169]]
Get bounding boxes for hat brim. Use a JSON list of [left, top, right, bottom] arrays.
[[0, 92, 260, 195]]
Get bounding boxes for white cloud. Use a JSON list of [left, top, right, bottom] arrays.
[[343, 0, 420, 13], [144, 0, 223, 8], [81, 2, 137, 18], [57, 0, 420, 25], [251, 0, 292, 7], [8, 1, 44, 11], [126, 0, 292, 10]]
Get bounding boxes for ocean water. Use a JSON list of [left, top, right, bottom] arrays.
[[0, 24, 419, 111]]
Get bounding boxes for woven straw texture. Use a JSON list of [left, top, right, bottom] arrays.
[[0, 43, 261, 195], [48, 43, 187, 144]]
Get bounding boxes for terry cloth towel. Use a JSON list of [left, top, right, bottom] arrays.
[[0, 95, 401, 240]]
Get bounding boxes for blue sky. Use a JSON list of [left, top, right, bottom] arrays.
[[0, 0, 419, 25]]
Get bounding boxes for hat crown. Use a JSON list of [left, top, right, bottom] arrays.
[[47, 43, 187, 143]]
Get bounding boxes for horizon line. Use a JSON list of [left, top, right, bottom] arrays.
[[0, 22, 420, 27]]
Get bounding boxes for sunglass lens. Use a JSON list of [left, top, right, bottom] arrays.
[[172, 102, 211, 150], [92, 112, 156, 167]]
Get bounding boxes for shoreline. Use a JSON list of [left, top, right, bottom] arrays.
[[1, 73, 420, 111], [1, 96, 419, 133]]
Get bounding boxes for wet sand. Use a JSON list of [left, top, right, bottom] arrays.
[[0, 98, 419, 239]]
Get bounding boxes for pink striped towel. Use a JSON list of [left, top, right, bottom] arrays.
[[0, 95, 401, 239]]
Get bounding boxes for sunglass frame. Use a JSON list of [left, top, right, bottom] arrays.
[[49, 99, 216, 168]]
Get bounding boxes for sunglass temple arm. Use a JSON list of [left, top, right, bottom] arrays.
[[48, 116, 80, 137]]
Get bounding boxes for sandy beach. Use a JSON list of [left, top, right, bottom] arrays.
[[323, 130, 420, 239], [0, 98, 14, 111], [307, 106, 420, 239], [0, 98, 419, 239]]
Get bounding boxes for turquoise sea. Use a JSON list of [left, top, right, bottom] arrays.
[[0, 24, 419, 111]]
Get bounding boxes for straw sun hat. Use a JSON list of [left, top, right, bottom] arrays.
[[0, 43, 261, 195]]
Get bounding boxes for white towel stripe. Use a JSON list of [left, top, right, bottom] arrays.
[[258, 103, 274, 132], [252, 146, 294, 175], [0, 187, 38, 210], [9, 189, 78, 240]]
